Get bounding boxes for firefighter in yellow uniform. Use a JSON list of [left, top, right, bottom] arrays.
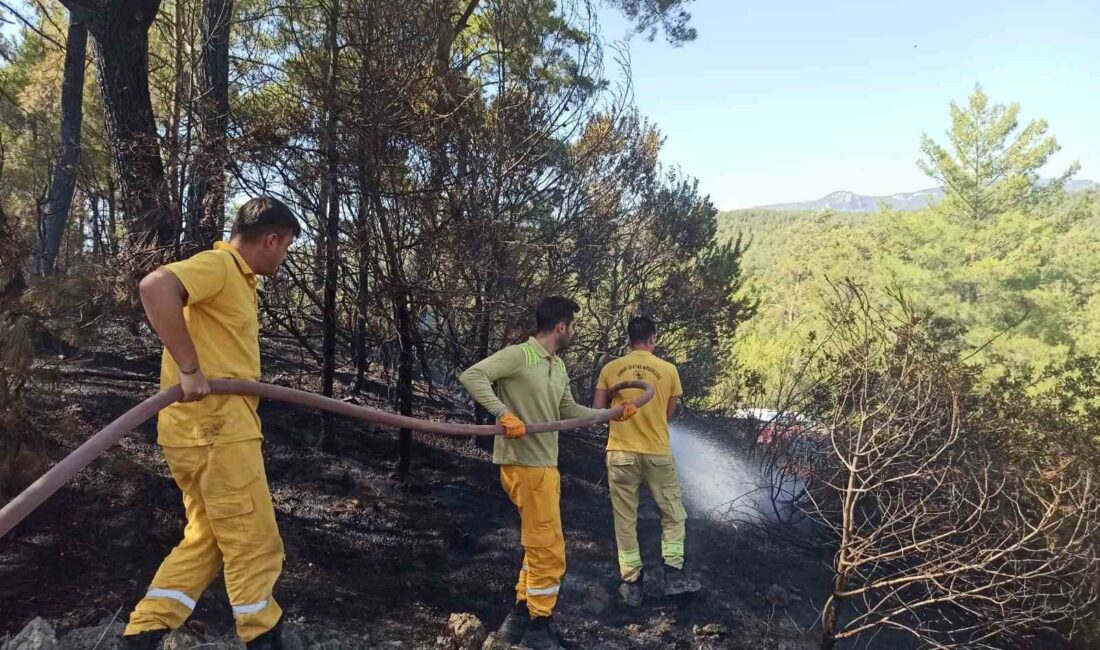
[[123, 198, 300, 650], [460, 297, 636, 650], [594, 315, 700, 606]]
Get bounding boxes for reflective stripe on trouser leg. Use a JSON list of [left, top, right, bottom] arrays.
[[617, 548, 643, 584], [500, 465, 566, 618], [144, 589, 197, 610], [127, 446, 224, 636], [607, 452, 644, 582], [203, 441, 285, 642], [524, 542, 565, 616], [233, 600, 270, 615]]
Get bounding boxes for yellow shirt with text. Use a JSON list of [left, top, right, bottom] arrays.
[[596, 350, 682, 455]]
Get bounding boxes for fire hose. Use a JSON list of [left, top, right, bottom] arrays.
[[0, 378, 654, 540]]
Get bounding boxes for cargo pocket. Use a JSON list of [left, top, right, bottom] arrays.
[[608, 451, 636, 467], [206, 441, 264, 494], [661, 484, 687, 523], [607, 451, 637, 483], [649, 455, 679, 486], [521, 469, 560, 548], [206, 488, 255, 547], [649, 456, 686, 521]]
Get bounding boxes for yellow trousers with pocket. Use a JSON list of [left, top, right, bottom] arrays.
[[607, 451, 687, 583], [500, 465, 565, 618], [125, 439, 284, 642]]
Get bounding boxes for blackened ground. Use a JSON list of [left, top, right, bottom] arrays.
[[1, 323, 827, 649]]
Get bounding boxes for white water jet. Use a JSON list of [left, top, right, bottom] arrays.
[[669, 422, 767, 522]]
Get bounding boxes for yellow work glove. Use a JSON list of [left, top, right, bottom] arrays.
[[499, 413, 527, 438], [614, 403, 638, 422]]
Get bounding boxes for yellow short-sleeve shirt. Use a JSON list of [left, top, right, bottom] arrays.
[[157, 241, 262, 447], [597, 350, 682, 455]]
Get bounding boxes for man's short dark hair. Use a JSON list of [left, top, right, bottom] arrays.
[[627, 315, 657, 344], [231, 197, 301, 242], [535, 296, 580, 333]]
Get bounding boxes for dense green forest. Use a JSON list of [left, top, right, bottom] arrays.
[[716, 88, 1100, 410], [709, 92, 1100, 648]]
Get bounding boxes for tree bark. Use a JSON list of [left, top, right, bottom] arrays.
[[473, 278, 493, 451], [187, 0, 233, 249], [106, 179, 119, 257], [61, 0, 176, 266], [374, 178, 414, 475], [36, 18, 87, 276], [394, 294, 415, 475], [164, 0, 187, 258], [318, 0, 341, 452], [820, 567, 849, 650], [89, 193, 102, 259], [351, 3, 374, 394], [353, 151, 373, 391]]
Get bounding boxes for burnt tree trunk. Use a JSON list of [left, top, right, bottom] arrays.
[[375, 184, 414, 476], [164, 0, 187, 258], [353, 151, 373, 391], [394, 295, 415, 475], [36, 17, 87, 276], [473, 278, 493, 451], [62, 0, 176, 267], [318, 0, 341, 453], [187, 0, 233, 249], [350, 8, 374, 394]]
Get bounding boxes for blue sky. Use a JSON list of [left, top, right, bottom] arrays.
[[4, 1, 1095, 211], [598, 0, 1099, 209]]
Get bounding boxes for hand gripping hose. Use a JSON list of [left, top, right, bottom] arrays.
[[0, 378, 654, 539]]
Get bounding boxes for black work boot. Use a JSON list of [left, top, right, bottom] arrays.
[[663, 564, 702, 596], [499, 600, 529, 644], [121, 628, 169, 650], [521, 616, 571, 650], [245, 619, 284, 650], [618, 571, 644, 607]]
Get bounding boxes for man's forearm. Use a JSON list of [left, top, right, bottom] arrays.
[[561, 401, 602, 420], [459, 367, 508, 416], [140, 270, 199, 371]]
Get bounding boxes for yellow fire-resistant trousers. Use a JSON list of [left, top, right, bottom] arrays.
[[607, 451, 687, 583], [125, 439, 284, 642], [500, 465, 566, 618]]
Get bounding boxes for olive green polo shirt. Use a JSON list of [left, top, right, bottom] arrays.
[[460, 337, 599, 466]]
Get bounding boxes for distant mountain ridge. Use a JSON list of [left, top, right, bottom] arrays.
[[754, 179, 1097, 212]]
